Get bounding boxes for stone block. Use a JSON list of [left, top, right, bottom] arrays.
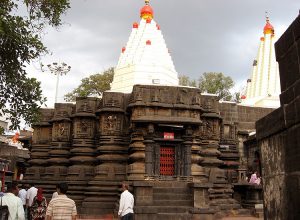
[[256, 107, 285, 140], [285, 173, 300, 220], [280, 84, 294, 106], [293, 15, 300, 41], [278, 45, 300, 92], [275, 26, 294, 61], [285, 126, 300, 172], [284, 101, 296, 128], [294, 79, 300, 99]]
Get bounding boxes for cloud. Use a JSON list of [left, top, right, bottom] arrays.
[[26, 0, 299, 107]]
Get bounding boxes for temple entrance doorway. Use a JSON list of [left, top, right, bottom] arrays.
[[160, 146, 175, 176]]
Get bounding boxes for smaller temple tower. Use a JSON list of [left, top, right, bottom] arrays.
[[110, 0, 179, 93], [242, 16, 281, 108]]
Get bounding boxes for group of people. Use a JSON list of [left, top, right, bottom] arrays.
[[0, 181, 77, 220], [0, 181, 134, 220]]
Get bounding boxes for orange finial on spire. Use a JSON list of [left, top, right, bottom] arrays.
[[263, 12, 274, 35], [141, 0, 153, 20]]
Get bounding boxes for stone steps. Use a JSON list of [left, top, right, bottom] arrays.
[[157, 213, 192, 220], [154, 199, 193, 206], [153, 187, 191, 194], [153, 193, 191, 200], [135, 205, 191, 213]]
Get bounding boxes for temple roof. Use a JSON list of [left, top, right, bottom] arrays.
[[263, 17, 274, 35]]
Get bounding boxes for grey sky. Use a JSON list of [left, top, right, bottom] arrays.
[[27, 0, 299, 107]]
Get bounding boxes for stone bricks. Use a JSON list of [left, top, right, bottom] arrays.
[[256, 107, 285, 140]]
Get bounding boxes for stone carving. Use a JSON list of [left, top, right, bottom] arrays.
[[78, 101, 92, 113]]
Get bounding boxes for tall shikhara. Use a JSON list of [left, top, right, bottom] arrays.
[[242, 17, 281, 108], [110, 0, 179, 93]]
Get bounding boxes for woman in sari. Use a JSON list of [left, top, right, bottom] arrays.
[[31, 188, 47, 220]]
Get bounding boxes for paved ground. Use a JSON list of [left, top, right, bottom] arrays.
[[78, 218, 263, 220], [222, 217, 263, 220], [78, 217, 263, 220], [77, 214, 263, 220]]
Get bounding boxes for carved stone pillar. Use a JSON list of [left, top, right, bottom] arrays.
[[182, 134, 192, 177], [144, 139, 155, 177], [25, 109, 53, 184], [200, 111, 239, 212], [82, 92, 129, 215], [128, 131, 146, 180], [219, 123, 239, 183], [200, 116, 223, 169], [67, 98, 97, 208], [44, 104, 73, 182], [191, 136, 207, 182]]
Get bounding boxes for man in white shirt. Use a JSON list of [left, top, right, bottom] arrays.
[[2, 181, 25, 220], [118, 183, 134, 220], [18, 184, 27, 209], [26, 183, 37, 220]]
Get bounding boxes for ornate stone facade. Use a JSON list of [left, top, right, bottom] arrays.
[[25, 85, 273, 218]]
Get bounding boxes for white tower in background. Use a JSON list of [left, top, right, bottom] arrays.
[[241, 16, 281, 108], [110, 0, 179, 93]]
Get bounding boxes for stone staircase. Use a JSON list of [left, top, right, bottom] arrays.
[[134, 182, 193, 220]]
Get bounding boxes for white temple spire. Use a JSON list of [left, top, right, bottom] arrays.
[[241, 16, 280, 108], [110, 0, 179, 93]]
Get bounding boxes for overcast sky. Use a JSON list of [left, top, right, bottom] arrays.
[[27, 0, 299, 107]]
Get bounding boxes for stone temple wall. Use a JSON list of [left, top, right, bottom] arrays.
[[256, 13, 300, 220]]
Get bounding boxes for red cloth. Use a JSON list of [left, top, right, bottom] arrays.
[[36, 188, 43, 202]]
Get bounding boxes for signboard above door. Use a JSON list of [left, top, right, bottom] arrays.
[[163, 132, 174, 140]]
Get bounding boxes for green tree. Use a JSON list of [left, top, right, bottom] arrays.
[[198, 72, 234, 101], [178, 74, 197, 87], [64, 68, 114, 102], [0, 0, 70, 129]]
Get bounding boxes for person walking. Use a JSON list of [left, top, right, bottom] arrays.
[[46, 182, 77, 220], [118, 183, 134, 220], [18, 184, 27, 211], [51, 184, 59, 200], [31, 188, 47, 220], [2, 181, 25, 220], [26, 183, 38, 220]]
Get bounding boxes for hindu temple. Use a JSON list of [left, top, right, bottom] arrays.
[[23, 1, 298, 219]]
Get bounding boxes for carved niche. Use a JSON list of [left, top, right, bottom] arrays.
[[52, 121, 71, 141], [103, 92, 123, 109], [100, 114, 123, 135], [77, 101, 93, 113], [74, 118, 95, 139], [201, 118, 219, 139], [33, 127, 52, 144], [53, 103, 73, 120]]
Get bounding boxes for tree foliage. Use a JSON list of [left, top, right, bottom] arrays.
[[64, 68, 114, 102], [178, 74, 197, 87], [0, 0, 70, 129], [198, 72, 234, 101]]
